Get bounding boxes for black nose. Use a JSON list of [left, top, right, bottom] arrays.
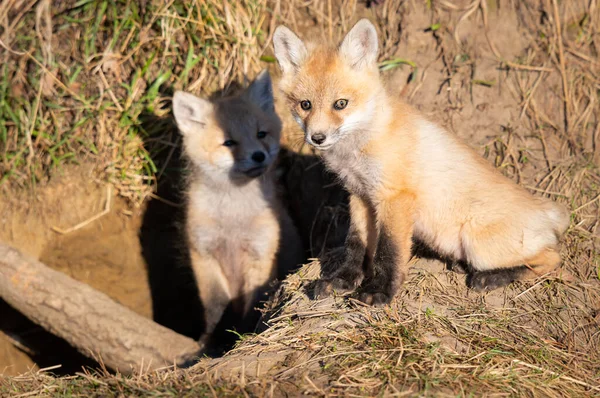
[[311, 133, 326, 145], [251, 151, 266, 163]]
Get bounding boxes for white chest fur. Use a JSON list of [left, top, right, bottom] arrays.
[[322, 145, 381, 201], [187, 177, 280, 264]]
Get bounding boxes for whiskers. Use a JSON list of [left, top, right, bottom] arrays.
[[285, 131, 309, 152]]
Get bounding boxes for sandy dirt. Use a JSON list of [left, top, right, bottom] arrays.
[[0, 166, 152, 375]]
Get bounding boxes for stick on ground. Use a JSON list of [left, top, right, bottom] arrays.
[[0, 242, 203, 375]]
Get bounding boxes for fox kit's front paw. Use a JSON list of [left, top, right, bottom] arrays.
[[354, 272, 402, 306], [314, 269, 364, 298], [355, 291, 394, 306], [314, 278, 350, 298], [449, 259, 468, 274]]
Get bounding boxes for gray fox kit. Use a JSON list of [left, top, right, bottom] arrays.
[[172, 70, 304, 343]]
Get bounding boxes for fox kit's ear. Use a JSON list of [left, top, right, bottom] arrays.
[[339, 19, 378, 70], [172, 91, 212, 136], [247, 69, 274, 113], [273, 26, 307, 75]]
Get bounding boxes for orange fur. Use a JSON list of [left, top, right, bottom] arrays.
[[273, 20, 570, 301]]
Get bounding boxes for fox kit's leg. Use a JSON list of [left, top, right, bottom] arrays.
[[241, 257, 278, 315], [469, 247, 562, 291], [356, 193, 415, 305], [189, 249, 231, 341], [275, 210, 305, 279], [461, 217, 564, 291], [315, 194, 374, 297]]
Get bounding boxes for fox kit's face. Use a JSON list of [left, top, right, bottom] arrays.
[[173, 71, 282, 181], [273, 19, 381, 150]]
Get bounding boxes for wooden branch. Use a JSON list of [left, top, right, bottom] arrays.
[[0, 243, 202, 375]]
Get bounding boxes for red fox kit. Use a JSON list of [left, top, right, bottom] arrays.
[[172, 70, 304, 341], [273, 20, 570, 305]]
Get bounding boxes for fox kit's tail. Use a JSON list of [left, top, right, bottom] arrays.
[[545, 202, 570, 237]]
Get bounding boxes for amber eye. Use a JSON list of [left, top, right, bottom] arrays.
[[300, 100, 312, 111], [223, 139, 237, 147], [333, 99, 348, 110], [257, 131, 267, 139]]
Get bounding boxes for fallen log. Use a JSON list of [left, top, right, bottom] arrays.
[[0, 243, 202, 375]]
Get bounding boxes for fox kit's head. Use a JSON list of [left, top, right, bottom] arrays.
[[273, 19, 383, 151], [173, 70, 282, 182]]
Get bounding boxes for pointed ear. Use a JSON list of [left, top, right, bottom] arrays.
[[273, 25, 307, 75], [172, 91, 212, 136], [339, 19, 378, 70], [246, 69, 274, 113]]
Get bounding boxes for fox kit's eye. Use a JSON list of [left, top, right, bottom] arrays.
[[333, 99, 348, 110], [223, 139, 237, 147], [300, 100, 312, 111], [257, 131, 267, 139]]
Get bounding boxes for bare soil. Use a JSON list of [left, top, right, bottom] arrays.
[[0, 166, 153, 375]]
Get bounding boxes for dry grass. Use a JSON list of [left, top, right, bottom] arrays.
[[2, 259, 598, 396], [0, 0, 269, 203], [1, 0, 599, 396]]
